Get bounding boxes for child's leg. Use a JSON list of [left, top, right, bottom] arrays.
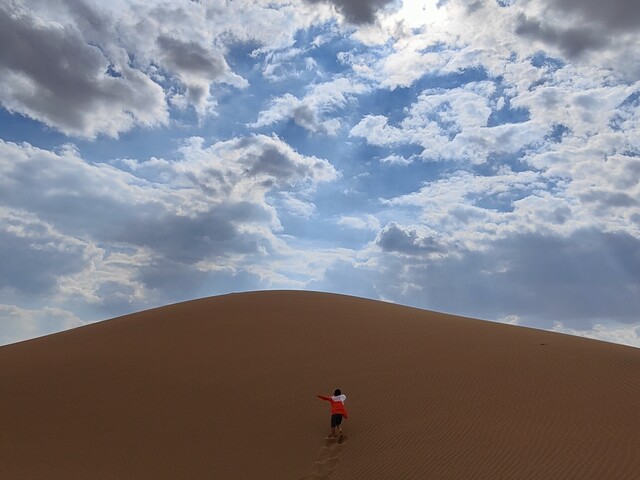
[[329, 414, 339, 437]]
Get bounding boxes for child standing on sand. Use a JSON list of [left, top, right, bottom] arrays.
[[316, 389, 348, 438]]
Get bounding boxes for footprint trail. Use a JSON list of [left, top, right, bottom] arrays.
[[299, 435, 347, 480]]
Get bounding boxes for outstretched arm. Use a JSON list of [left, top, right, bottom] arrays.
[[316, 394, 331, 401]]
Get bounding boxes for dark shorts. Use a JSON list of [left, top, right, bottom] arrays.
[[330, 414, 343, 427]]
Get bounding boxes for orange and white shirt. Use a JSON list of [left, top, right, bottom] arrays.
[[317, 394, 348, 418]]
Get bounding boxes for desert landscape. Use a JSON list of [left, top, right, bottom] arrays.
[[1, 290, 639, 479]]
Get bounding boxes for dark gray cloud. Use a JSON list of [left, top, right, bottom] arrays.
[[315, 228, 640, 331], [376, 222, 445, 256], [579, 190, 638, 215], [0, 136, 336, 302], [0, 217, 86, 294], [242, 142, 318, 184], [157, 36, 227, 78], [250, 79, 364, 135], [0, 137, 323, 259], [515, 14, 610, 58], [0, 2, 166, 137], [303, 0, 397, 24], [404, 229, 640, 328], [514, 0, 640, 58], [115, 203, 271, 265], [0, 146, 151, 242], [548, 0, 640, 32], [611, 158, 640, 190], [156, 35, 244, 106], [466, 1, 484, 14], [135, 259, 262, 308], [0, 0, 249, 136], [291, 104, 329, 134]]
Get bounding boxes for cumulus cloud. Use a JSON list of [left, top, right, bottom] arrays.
[[515, 14, 609, 59], [302, 0, 397, 24], [313, 228, 640, 330], [350, 114, 406, 145], [338, 214, 380, 230], [417, 229, 640, 328], [156, 35, 248, 114], [252, 93, 339, 135], [0, 0, 329, 137], [515, 0, 640, 59], [471, 0, 640, 79], [0, 136, 337, 308], [546, 0, 640, 32], [278, 193, 317, 218], [0, 2, 168, 138], [384, 150, 640, 252], [252, 78, 368, 134], [351, 81, 555, 164], [376, 222, 446, 256], [358, 0, 640, 87], [0, 210, 88, 294]]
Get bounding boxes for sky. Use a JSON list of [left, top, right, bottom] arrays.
[[1, 0, 639, 347]]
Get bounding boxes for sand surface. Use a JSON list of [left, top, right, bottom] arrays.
[[1, 291, 639, 479]]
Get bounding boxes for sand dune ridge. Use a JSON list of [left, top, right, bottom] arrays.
[[1, 291, 639, 479]]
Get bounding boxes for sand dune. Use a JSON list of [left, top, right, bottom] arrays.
[[1, 291, 639, 479]]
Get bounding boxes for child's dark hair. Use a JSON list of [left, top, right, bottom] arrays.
[[334, 388, 341, 396]]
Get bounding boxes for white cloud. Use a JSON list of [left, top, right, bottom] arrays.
[[0, 0, 335, 137], [0, 136, 338, 311], [0, 2, 168, 138], [260, 47, 309, 83], [156, 35, 248, 115], [278, 193, 317, 218], [510, 69, 633, 137], [384, 167, 559, 249], [352, 81, 553, 164], [379, 44, 452, 89], [379, 154, 413, 165], [552, 322, 640, 349], [338, 214, 380, 230], [350, 114, 406, 145], [384, 147, 639, 249], [0, 305, 84, 346], [349, 0, 640, 92], [455, 0, 640, 81], [252, 78, 369, 134]]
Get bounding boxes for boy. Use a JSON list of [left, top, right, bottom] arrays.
[[316, 389, 348, 438]]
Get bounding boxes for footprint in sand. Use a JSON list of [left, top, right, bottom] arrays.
[[299, 435, 347, 480]]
